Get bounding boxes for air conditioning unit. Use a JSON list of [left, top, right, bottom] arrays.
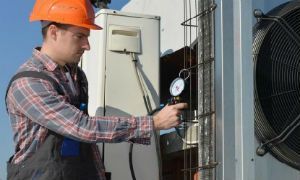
[[81, 9, 161, 180]]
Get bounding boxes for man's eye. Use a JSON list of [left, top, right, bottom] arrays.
[[77, 35, 83, 39]]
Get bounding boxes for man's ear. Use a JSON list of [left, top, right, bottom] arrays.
[[47, 24, 58, 41]]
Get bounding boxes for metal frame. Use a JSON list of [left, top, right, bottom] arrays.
[[215, 0, 255, 179]]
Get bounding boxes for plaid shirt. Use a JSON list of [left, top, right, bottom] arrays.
[[6, 48, 153, 179]]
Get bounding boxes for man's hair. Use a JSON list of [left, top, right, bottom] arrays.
[[41, 22, 70, 39]]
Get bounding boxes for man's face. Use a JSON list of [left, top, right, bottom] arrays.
[[54, 25, 91, 65]]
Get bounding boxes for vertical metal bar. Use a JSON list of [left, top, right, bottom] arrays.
[[197, 0, 216, 180], [214, 0, 236, 179], [215, 0, 255, 179], [188, 1, 193, 179], [209, 1, 216, 180], [197, 0, 205, 178], [233, 0, 255, 179], [183, 1, 188, 180]]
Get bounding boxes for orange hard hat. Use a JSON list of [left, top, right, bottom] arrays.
[[30, 0, 102, 30]]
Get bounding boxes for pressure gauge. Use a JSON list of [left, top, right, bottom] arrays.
[[169, 77, 185, 96]]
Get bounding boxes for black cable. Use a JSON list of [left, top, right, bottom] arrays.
[[129, 144, 136, 180], [128, 106, 162, 180], [128, 53, 163, 180]]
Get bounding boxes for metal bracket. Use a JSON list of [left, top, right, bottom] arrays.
[[181, 3, 217, 27], [181, 161, 219, 172], [256, 113, 300, 156], [253, 9, 300, 49]]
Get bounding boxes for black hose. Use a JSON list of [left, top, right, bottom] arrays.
[[129, 144, 136, 180], [128, 106, 163, 180]]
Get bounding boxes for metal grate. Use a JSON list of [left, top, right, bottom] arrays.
[[253, 1, 300, 170]]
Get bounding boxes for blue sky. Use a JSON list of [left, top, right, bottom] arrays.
[[0, 0, 128, 179]]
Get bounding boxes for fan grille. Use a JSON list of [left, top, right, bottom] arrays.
[[254, 1, 300, 169]]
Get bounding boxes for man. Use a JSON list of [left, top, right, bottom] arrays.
[[5, 0, 187, 179]]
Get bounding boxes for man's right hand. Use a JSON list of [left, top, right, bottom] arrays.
[[152, 103, 188, 130]]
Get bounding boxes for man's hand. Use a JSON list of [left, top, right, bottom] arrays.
[[153, 103, 188, 130]]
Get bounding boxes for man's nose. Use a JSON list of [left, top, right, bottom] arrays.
[[82, 38, 90, 51]]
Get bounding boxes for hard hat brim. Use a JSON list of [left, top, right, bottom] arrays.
[[84, 23, 103, 30]]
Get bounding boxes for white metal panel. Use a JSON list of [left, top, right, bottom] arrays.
[[82, 9, 161, 180]]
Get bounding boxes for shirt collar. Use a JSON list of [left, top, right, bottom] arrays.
[[32, 47, 59, 72]]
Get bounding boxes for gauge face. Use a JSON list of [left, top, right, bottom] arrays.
[[169, 78, 185, 96]]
